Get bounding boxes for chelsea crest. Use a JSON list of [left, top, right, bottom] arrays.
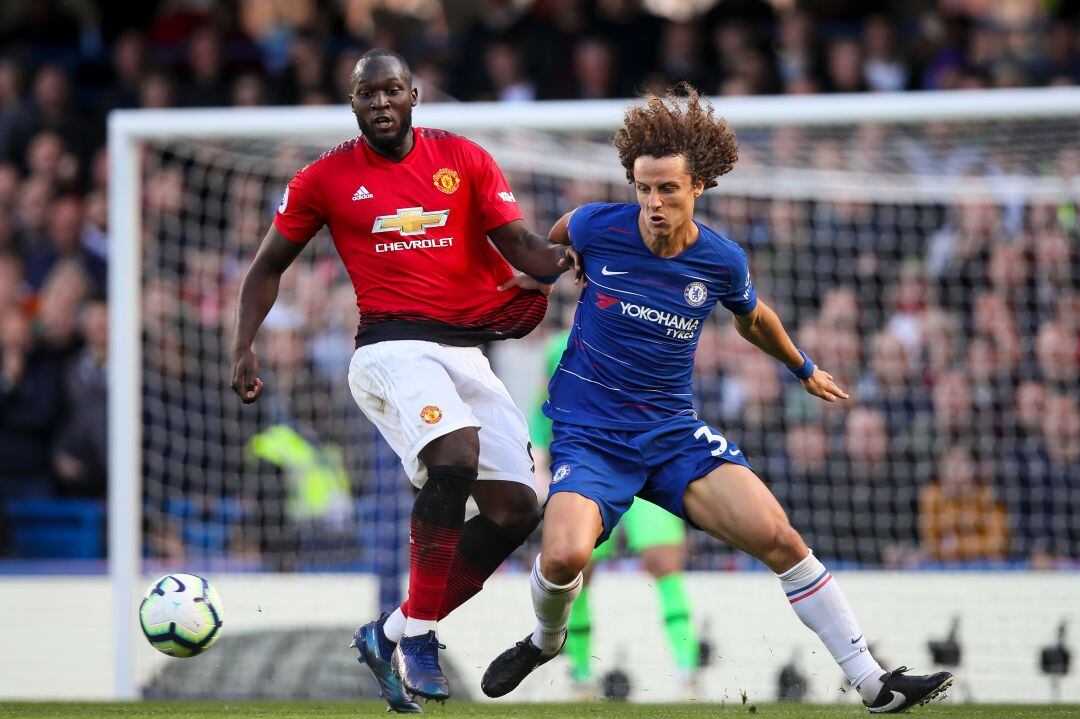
[[684, 281, 707, 307]]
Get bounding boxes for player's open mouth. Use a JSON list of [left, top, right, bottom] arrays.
[[373, 115, 393, 128], [648, 214, 665, 225]]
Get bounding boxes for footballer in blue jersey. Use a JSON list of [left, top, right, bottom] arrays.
[[484, 85, 953, 714]]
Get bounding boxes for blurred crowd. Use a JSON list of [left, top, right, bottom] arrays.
[[0, 0, 1078, 567]]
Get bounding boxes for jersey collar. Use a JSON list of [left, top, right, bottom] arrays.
[[362, 127, 421, 166]]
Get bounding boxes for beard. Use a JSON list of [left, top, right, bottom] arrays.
[[356, 112, 412, 151]]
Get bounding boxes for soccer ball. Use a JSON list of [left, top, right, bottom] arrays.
[[139, 573, 224, 658]]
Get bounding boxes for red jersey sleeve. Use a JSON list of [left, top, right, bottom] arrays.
[[273, 166, 325, 243], [467, 143, 524, 232]]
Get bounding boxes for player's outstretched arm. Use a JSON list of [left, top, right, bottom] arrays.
[[488, 217, 582, 282], [731, 300, 849, 403], [230, 225, 307, 404]]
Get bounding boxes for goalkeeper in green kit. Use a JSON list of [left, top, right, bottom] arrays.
[[530, 329, 701, 698]]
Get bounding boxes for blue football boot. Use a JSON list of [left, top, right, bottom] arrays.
[[392, 631, 450, 701], [351, 614, 423, 713]]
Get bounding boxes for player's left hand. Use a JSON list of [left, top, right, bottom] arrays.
[[801, 367, 849, 402], [498, 273, 555, 296]]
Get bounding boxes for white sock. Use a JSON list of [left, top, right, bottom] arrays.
[[777, 550, 884, 703], [529, 554, 582, 655], [383, 607, 406, 643], [403, 617, 438, 637]]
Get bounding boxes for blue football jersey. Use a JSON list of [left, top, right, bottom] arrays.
[[543, 202, 758, 429]]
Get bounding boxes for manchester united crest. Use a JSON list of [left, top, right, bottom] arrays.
[[433, 167, 461, 195], [420, 405, 443, 424]]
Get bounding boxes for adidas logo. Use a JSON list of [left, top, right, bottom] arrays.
[[352, 185, 373, 201]]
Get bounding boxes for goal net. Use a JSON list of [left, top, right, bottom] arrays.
[[111, 89, 1080, 702]]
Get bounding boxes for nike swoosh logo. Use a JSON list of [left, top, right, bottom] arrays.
[[851, 635, 863, 644], [601, 266, 628, 276], [875, 690, 907, 712]]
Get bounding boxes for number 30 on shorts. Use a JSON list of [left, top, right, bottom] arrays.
[[694, 425, 741, 457]]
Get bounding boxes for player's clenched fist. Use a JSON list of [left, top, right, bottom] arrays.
[[801, 368, 849, 403], [230, 348, 263, 403]]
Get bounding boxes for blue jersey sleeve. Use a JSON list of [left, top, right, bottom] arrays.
[[566, 203, 605, 252], [719, 246, 758, 315]]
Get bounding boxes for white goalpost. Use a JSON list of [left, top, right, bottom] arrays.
[[108, 88, 1080, 702]]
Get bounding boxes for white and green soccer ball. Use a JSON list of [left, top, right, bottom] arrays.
[[139, 573, 224, 658]]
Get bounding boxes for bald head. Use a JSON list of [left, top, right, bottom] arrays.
[[350, 49, 412, 90]]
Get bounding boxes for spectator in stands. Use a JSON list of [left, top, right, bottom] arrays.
[[862, 15, 910, 92], [0, 161, 20, 211], [774, 8, 821, 92], [0, 58, 24, 162], [885, 262, 932, 361], [1035, 320, 1079, 396], [1032, 229, 1074, 319], [53, 300, 107, 497], [779, 422, 835, 556], [824, 37, 867, 93], [232, 72, 268, 107], [859, 330, 932, 450], [139, 69, 176, 109], [0, 304, 64, 498], [0, 250, 26, 310], [13, 176, 52, 254], [930, 370, 976, 448], [181, 27, 232, 107], [1010, 394, 1080, 565], [7, 64, 91, 171], [919, 444, 1008, 563], [36, 259, 92, 360], [572, 36, 618, 99], [25, 195, 104, 292], [483, 40, 537, 102], [1038, 396, 1080, 558], [593, 0, 660, 95], [100, 30, 146, 113], [836, 406, 914, 564]]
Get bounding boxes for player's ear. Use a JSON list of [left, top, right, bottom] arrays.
[[692, 180, 705, 198], [410, 87, 418, 106]]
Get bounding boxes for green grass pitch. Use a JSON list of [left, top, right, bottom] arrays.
[[2, 703, 1079, 718]]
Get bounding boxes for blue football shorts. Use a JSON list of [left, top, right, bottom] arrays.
[[546, 414, 751, 545]]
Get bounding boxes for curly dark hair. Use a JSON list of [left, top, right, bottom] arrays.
[[611, 83, 738, 190]]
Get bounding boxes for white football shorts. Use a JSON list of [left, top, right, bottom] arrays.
[[348, 339, 537, 492]]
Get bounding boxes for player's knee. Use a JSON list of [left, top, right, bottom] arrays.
[[764, 522, 806, 569], [540, 545, 590, 585], [485, 491, 541, 539]]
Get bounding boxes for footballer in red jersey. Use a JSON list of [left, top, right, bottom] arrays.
[[273, 126, 548, 346], [230, 49, 578, 710]]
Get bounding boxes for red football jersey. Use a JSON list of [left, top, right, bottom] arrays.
[[273, 127, 547, 346]]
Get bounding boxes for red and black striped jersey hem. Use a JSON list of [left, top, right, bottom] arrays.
[[354, 294, 548, 348]]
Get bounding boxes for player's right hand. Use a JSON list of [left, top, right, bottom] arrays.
[[230, 348, 263, 403], [557, 246, 585, 285]]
